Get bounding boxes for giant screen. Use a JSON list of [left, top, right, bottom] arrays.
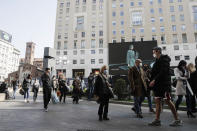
[[109, 41, 157, 75]]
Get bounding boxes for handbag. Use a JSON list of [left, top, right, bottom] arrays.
[[19, 88, 24, 95]]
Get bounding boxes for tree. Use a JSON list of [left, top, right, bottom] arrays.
[[113, 78, 126, 100]]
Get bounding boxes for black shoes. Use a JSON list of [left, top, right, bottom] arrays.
[[137, 114, 143, 118], [99, 115, 103, 121], [99, 115, 110, 121], [187, 111, 196, 118], [131, 107, 136, 114]]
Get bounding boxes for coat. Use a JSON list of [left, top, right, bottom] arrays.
[[151, 55, 171, 90], [174, 68, 193, 96], [128, 66, 147, 97], [188, 71, 197, 94]]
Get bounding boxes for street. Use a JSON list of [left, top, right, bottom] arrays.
[[0, 93, 197, 131]]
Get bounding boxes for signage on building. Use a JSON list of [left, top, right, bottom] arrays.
[[0, 30, 12, 43]]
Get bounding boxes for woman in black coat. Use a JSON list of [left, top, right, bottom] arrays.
[[58, 74, 68, 104], [72, 78, 81, 104], [94, 65, 113, 121]]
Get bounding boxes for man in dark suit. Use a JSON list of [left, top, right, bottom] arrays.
[[128, 59, 147, 118]]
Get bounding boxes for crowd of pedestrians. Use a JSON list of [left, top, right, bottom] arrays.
[[0, 46, 197, 127]]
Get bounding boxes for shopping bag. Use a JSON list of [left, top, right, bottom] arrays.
[[51, 91, 59, 104]]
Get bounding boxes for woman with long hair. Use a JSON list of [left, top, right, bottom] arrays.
[[58, 74, 68, 104], [174, 60, 195, 118]]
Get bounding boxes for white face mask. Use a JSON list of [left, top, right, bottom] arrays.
[[103, 70, 108, 75], [153, 54, 157, 58]]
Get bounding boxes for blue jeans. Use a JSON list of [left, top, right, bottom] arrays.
[[147, 96, 153, 110], [88, 86, 94, 100], [134, 96, 145, 114], [13, 87, 17, 99], [24, 88, 29, 99]]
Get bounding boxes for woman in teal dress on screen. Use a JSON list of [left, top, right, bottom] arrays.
[[127, 44, 139, 67]]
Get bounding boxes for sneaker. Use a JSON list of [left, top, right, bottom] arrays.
[[148, 119, 161, 126], [44, 108, 48, 112], [24, 99, 27, 103], [169, 120, 183, 127]]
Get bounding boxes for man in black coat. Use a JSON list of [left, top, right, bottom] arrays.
[[148, 47, 182, 127], [41, 68, 51, 112]]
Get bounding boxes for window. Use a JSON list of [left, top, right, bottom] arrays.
[[99, 49, 103, 54], [80, 59, 85, 64], [57, 41, 61, 50], [99, 31, 103, 36], [150, 0, 153, 5], [161, 35, 166, 44], [92, 0, 96, 4], [132, 11, 143, 25], [171, 15, 175, 22], [112, 39, 116, 43], [76, 16, 84, 30], [121, 30, 124, 35], [132, 37, 136, 42], [74, 33, 77, 38], [178, 0, 182, 2], [185, 56, 190, 60], [130, 2, 134, 6], [63, 60, 67, 65], [180, 14, 184, 21], [152, 27, 156, 32], [66, 2, 70, 7], [112, 21, 116, 26], [120, 11, 124, 16], [99, 59, 103, 64], [58, 35, 61, 39], [113, 30, 116, 35], [120, 2, 124, 7], [91, 39, 96, 48], [81, 40, 85, 49], [112, 12, 116, 17], [60, 3, 64, 8], [64, 33, 68, 39], [140, 28, 144, 33], [175, 56, 180, 61], [183, 45, 189, 50], [151, 17, 155, 23], [73, 50, 77, 55], [73, 60, 77, 64], [132, 29, 136, 33], [76, 0, 79, 5], [158, 0, 162, 4], [159, 8, 163, 14], [160, 17, 164, 22], [56, 51, 60, 56], [80, 50, 85, 55], [150, 8, 154, 14], [160, 26, 165, 32], [181, 25, 186, 31], [152, 35, 156, 40], [174, 45, 179, 50], [91, 59, 95, 64], [64, 41, 67, 49], [83, 0, 86, 4], [99, 39, 103, 48], [193, 6, 197, 22], [63, 51, 67, 55], [169, 0, 173, 3], [173, 34, 178, 43], [82, 32, 85, 37], [172, 25, 176, 31], [56, 60, 60, 65], [92, 31, 96, 37], [195, 33, 197, 42], [121, 21, 124, 25], [170, 6, 174, 12], [138, 1, 142, 6], [91, 50, 95, 54], [112, 1, 116, 8], [179, 5, 183, 12], [182, 34, 187, 43], [66, 8, 69, 13], [121, 37, 125, 42]]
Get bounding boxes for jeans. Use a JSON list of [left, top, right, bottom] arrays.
[[33, 88, 39, 101], [147, 96, 153, 110], [13, 87, 17, 99], [88, 86, 94, 100], [134, 96, 145, 114], [24, 88, 29, 99]]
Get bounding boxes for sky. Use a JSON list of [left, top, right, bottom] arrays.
[[0, 0, 57, 58]]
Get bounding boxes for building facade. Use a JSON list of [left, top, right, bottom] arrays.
[[54, 0, 197, 78], [0, 30, 20, 82], [25, 42, 35, 65], [54, 0, 108, 78]]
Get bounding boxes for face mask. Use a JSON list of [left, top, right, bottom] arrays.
[[153, 54, 156, 58], [103, 70, 108, 75]]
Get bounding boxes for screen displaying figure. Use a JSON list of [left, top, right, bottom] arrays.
[[126, 44, 139, 67]]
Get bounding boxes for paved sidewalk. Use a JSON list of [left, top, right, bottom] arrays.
[[0, 93, 197, 131]]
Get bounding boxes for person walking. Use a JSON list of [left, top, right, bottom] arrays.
[[94, 65, 113, 121], [148, 47, 182, 126], [174, 61, 195, 118], [88, 72, 94, 100], [22, 75, 32, 103], [187, 63, 197, 113], [143, 64, 155, 113], [11, 77, 18, 99], [128, 59, 147, 118], [52, 75, 58, 92], [72, 78, 81, 104], [41, 68, 52, 112], [32, 78, 40, 102], [58, 74, 68, 104]]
